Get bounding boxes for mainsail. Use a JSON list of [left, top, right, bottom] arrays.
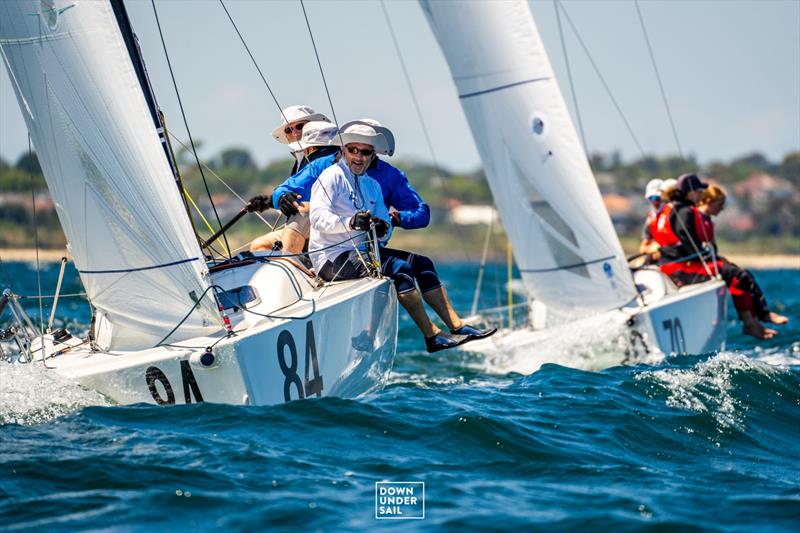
[[420, 0, 637, 314], [0, 0, 221, 349]]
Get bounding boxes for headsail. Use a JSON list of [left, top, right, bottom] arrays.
[[0, 0, 221, 349], [420, 0, 637, 314]]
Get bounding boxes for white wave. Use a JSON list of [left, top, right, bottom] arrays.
[[459, 311, 663, 375], [0, 362, 110, 425], [635, 352, 785, 429]]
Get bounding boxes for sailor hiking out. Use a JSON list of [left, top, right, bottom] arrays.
[[309, 122, 495, 353]]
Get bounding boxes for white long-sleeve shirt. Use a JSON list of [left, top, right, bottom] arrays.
[[309, 159, 392, 271]]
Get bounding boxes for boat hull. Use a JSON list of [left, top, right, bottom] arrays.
[[460, 276, 727, 374], [45, 274, 398, 406]]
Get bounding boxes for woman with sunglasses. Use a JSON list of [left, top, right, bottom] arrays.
[[697, 185, 788, 337], [271, 105, 330, 174], [309, 123, 495, 353]]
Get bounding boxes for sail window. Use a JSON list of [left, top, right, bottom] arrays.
[[217, 286, 260, 312]]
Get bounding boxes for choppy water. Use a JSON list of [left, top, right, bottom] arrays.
[[1, 260, 799, 531]]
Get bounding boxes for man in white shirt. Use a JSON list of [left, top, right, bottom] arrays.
[[310, 123, 494, 353]]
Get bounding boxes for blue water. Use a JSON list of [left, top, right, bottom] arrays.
[[1, 261, 799, 531]]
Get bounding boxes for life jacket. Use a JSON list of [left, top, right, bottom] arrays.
[[656, 203, 721, 278], [651, 204, 679, 247]]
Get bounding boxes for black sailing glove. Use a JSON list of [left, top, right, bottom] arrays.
[[277, 193, 301, 217], [349, 210, 372, 231], [371, 217, 389, 238], [246, 194, 271, 213]]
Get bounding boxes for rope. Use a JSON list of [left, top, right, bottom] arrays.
[[555, 0, 647, 160], [379, 0, 472, 264], [554, 0, 590, 159], [150, 0, 231, 259], [634, 0, 683, 160]]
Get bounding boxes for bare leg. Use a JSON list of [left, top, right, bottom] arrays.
[[741, 310, 778, 340], [280, 227, 306, 255], [250, 231, 281, 252], [422, 286, 464, 331], [398, 290, 439, 338]]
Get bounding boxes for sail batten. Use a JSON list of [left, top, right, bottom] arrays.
[[421, 0, 637, 314], [0, 0, 221, 349]]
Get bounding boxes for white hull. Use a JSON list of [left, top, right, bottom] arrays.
[[461, 272, 727, 374], [38, 259, 398, 406]]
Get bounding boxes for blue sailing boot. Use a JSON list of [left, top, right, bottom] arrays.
[[425, 332, 469, 353], [451, 324, 498, 341]]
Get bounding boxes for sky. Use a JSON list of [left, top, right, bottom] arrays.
[[1, 0, 798, 173]]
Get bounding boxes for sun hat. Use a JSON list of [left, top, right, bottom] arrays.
[[677, 173, 708, 193], [287, 121, 338, 152], [644, 178, 664, 199], [333, 123, 390, 155], [272, 105, 330, 144], [659, 178, 678, 193], [338, 119, 395, 156]]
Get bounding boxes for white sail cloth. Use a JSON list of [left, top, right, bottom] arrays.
[[0, 0, 221, 349], [420, 0, 637, 314]]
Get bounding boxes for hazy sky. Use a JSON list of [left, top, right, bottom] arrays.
[[1, 0, 798, 173]]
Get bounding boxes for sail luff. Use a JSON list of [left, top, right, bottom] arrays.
[[420, 0, 637, 315], [0, 0, 221, 349]]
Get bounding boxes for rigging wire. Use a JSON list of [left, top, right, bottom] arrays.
[[555, 0, 647, 160], [150, 0, 231, 259], [554, 0, 591, 160], [378, 0, 472, 263], [634, 0, 684, 160], [27, 135, 44, 343], [299, 0, 338, 126]]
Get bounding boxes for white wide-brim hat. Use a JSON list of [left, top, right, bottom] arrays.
[[338, 119, 395, 156], [644, 178, 663, 199], [333, 123, 390, 155], [272, 105, 330, 144], [287, 121, 339, 152]]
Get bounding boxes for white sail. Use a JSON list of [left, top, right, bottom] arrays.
[[420, 0, 637, 314], [0, 0, 221, 349]]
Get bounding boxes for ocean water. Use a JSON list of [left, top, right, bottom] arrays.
[[1, 260, 799, 531]]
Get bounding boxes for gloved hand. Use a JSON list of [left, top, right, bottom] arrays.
[[389, 211, 401, 227], [371, 217, 389, 238], [277, 193, 302, 217], [246, 194, 271, 213], [349, 210, 372, 231]]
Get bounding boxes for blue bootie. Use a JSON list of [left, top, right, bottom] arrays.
[[425, 332, 469, 353]]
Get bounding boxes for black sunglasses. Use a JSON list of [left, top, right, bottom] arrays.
[[346, 146, 374, 157], [283, 122, 308, 135]]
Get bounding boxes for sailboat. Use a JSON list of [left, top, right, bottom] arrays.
[[0, 0, 397, 405], [419, 0, 727, 371]]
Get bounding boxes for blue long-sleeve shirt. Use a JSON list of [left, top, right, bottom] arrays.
[[271, 150, 430, 230]]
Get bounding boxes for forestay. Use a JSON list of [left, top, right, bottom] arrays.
[[420, 0, 637, 314], [0, 0, 220, 349]]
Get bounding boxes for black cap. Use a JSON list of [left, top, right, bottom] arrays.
[[677, 173, 708, 193]]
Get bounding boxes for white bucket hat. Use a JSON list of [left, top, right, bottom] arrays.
[[272, 105, 330, 144], [287, 121, 338, 152], [338, 119, 395, 156], [333, 123, 390, 156], [644, 178, 663, 199]]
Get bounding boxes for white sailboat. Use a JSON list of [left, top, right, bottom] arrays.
[[0, 0, 397, 405], [419, 0, 727, 371]]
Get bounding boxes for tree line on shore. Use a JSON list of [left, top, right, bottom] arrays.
[[1, 147, 798, 250]]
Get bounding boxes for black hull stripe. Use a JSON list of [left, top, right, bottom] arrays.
[[79, 257, 200, 274], [458, 77, 550, 99]]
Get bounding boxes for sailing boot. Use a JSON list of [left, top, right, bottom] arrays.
[[425, 332, 469, 353], [451, 324, 498, 341]]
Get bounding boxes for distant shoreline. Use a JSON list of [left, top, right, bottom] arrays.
[[2, 248, 798, 270]]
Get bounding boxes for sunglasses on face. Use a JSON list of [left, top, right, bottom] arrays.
[[346, 146, 374, 157], [648, 196, 661, 202], [283, 121, 308, 135]]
